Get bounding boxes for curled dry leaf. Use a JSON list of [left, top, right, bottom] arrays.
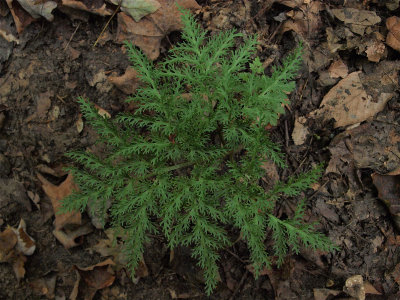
[[343, 275, 365, 300], [312, 71, 392, 128], [108, 66, 140, 95], [332, 8, 381, 35], [107, 0, 161, 22], [116, 0, 200, 60], [386, 16, 400, 52], [62, 0, 112, 16], [12, 219, 36, 256], [16, 0, 57, 21], [72, 259, 116, 300], [328, 59, 348, 79], [37, 172, 81, 230], [0, 227, 17, 262], [5, 0, 35, 33], [52, 223, 93, 249]]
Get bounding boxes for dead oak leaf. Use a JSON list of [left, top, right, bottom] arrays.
[[16, 0, 57, 21], [107, 66, 140, 94], [37, 173, 81, 230], [72, 259, 116, 300], [116, 0, 200, 60], [5, 0, 35, 33], [0, 227, 17, 262], [62, 0, 112, 16]]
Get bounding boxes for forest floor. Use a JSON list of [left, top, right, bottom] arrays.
[[1, 0, 400, 299]]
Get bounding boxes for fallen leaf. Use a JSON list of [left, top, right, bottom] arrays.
[[107, 0, 161, 22], [73, 259, 116, 300], [281, 1, 324, 39], [292, 116, 309, 145], [62, 0, 112, 16], [36, 90, 53, 119], [343, 275, 365, 300], [386, 16, 400, 52], [364, 281, 381, 295], [16, 0, 57, 21], [37, 173, 81, 230], [0, 18, 19, 43], [312, 72, 391, 128], [107, 66, 140, 94], [29, 275, 57, 299], [328, 59, 348, 79], [5, 0, 35, 33], [332, 8, 381, 35], [76, 113, 84, 133], [52, 223, 93, 249], [12, 219, 35, 256], [116, 0, 200, 60], [313, 288, 341, 300], [12, 253, 27, 281], [27, 191, 40, 210], [0, 227, 17, 262]]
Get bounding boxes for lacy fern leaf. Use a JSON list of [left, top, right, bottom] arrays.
[[62, 8, 337, 295]]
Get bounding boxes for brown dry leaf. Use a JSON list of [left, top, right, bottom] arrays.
[[16, 0, 57, 21], [372, 173, 400, 229], [0, 18, 19, 43], [116, 0, 200, 60], [332, 8, 381, 35], [91, 228, 128, 269], [292, 116, 309, 145], [107, 0, 161, 22], [12, 253, 27, 281], [36, 90, 53, 119], [108, 66, 140, 95], [365, 37, 386, 62], [37, 173, 81, 230], [0, 227, 17, 262], [364, 281, 381, 295], [281, 1, 324, 39], [386, 16, 400, 52], [62, 0, 112, 16], [73, 259, 116, 300], [276, 0, 305, 8], [12, 219, 35, 256], [29, 275, 57, 299], [328, 59, 348, 79], [5, 0, 36, 33], [343, 275, 365, 300], [52, 223, 93, 249], [312, 71, 391, 128], [313, 288, 341, 300]]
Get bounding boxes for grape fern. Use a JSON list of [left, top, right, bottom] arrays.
[[62, 9, 337, 294]]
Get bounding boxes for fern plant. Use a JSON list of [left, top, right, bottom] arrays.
[[62, 9, 337, 294]]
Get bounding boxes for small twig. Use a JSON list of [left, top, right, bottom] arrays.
[[93, 1, 121, 48], [64, 23, 80, 51]]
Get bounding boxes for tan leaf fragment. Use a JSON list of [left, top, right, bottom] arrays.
[[37, 173, 81, 230], [16, 0, 57, 21], [281, 1, 324, 38], [0, 227, 17, 262], [5, 0, 35, 33], [12, 219, 36, 256], [116, 0, 200, 60], [332, 8, 381, 35], [52, 223, 93, 249], [108, 66, 140, 94], [312, 72, 391, 128], [328, 59, 348, 79], [386, 16, 400, 52], [343, 275, 365, 300], [292, 116, 309, 145], [365, 37, 387, 62], [62, 0, 112, 16], [72, 259, 116, 300], [107, 0, 161, 22], [29, 275, 56, 299]]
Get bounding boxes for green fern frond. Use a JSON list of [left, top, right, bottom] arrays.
[[62, 8, 337, 295]]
